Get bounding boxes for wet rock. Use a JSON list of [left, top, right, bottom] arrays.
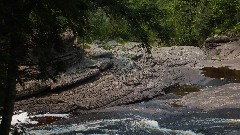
[[178, 83, 240, 111], [157, 93, 180, 100]]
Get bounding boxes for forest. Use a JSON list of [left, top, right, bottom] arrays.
[[0, 0, 240, 134], [85, 0, 240, 46]]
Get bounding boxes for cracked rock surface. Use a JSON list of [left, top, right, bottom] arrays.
[[15, 42, 206, 114], [15, 38, 240, 114]]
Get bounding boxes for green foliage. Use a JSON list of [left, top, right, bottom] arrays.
[[81, 0, 165, 51], [159, 0, 208, 45], [85, 9, 133, 43], [234, 23, 240, 34], [82, 0, 239, 46], [157, 0, 240, 46]]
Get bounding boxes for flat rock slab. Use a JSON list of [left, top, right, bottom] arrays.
[[198, 40, 240, 69], [15, 39, 240, 114], [14, 67, 180, 114], [15, 44, 207, 114], [178, 83, 240, 111]]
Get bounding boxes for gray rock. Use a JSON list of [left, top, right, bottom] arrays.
[[204, 35, 238, 49], [16, 68, 100, 99], [51, 68, 100, 90], [106, 40, 119, 46], [205, 35, 236, 43], [88, 47, 113, 58], [15, 38, 240, 115], [178, 83, 240, 110], [16, 43, 204, 114], [16, 81, 51, 99], [96, 58, 113, 71], [197, 40, 240, 70]]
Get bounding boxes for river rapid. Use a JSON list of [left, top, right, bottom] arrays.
[[12, 67, 240, 135]]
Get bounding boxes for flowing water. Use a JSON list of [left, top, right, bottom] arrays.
[[5, 67, 240, 134], [25, 103, 240, 135]]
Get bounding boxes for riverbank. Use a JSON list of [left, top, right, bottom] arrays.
[[13, 36, 240, 134], [14, 37, 240, 113], [14, 41, 206, 114]]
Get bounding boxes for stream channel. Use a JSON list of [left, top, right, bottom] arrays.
[[8, 67, 240, 134]]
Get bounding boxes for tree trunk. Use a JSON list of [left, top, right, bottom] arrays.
[[0, 1, 24, 134], [0, 1, 30, 133], [0, 35, 18, 135]]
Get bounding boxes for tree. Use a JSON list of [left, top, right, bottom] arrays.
[[208, 0, 240, 34], [158, 0, 240, 46], [0, 0, 163, 134]]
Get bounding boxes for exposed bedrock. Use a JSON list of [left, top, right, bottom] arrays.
[[15, 42, 206, 114], [178, 83, 240, 111], [15, 37, 240, 114]]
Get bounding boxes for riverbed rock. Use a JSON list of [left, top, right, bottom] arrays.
[[12, 36, 240, 135], [14, 41, 209, 114], [15, 38, 240, 115], [178, 83, 240, 111], [16, 68, 100, 98], [197, 39, 240, 70]]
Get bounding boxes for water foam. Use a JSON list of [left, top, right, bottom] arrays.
[[27, 117, 202, 135], [0, 112, 38, 125], [0, 111, 70, 126]]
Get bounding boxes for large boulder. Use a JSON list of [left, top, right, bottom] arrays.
[[204, 35, 238, 49], [205, 35, 238, 44]]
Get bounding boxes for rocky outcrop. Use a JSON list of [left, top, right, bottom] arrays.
[[169, 38, 240, 111], [198, 39, 240, 70], [16, 68, 100, 98], [204, 35, 238, 49], [15, 42, 207, 114], [16, 81, 51, 99], [51, 68, 100, 90], [14, 37, 240, 114], [205, 35, 238, 44], [178, 83, 240, 110]]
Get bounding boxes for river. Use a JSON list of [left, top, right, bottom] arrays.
[[3, 67, 240, 135]]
